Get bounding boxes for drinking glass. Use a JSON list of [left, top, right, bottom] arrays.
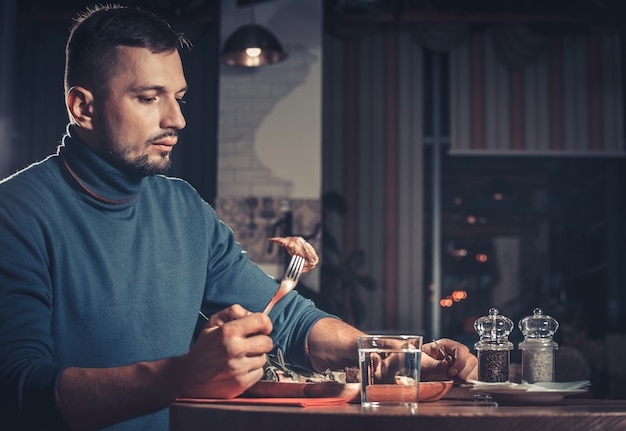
[[358, 335, 422, 407]]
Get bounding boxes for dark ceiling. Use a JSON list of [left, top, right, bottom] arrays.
[[327, 0, 626, 30], [16, 0, 626, 28], [17, 1, 220, 23]]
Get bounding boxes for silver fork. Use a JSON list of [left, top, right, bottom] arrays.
[[262, 254, 305, 314], [432, 339, 456, 367]]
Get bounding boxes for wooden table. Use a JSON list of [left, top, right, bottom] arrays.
[[170, 398, 626, 431]]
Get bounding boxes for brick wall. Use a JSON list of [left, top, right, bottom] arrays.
[[216, 0, 322, 283]]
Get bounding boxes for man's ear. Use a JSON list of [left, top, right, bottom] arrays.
[[66, 86, 95, 129]]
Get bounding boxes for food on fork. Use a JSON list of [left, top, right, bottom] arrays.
[[269, 236, 319, 273]]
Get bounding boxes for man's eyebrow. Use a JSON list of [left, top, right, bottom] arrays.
[[132, 85, 188, 93]]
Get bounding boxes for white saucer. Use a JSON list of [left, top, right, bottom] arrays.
[[468, 380, 590, 405]]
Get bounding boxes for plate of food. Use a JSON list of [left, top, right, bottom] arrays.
[[246, 380, 362, 402], [246, 350, 454, 403], [246, 379, 454, 403], [245, 350, 362, 402]]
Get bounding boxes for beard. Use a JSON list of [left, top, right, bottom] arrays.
[[99, 122, 175, 177], [106, 148, 173, 177]]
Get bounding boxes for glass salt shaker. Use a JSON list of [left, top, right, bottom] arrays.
[[474, 308, 514, 382], [518, 308, 559, 383]]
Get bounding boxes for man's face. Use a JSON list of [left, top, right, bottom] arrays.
[[92, 46, 188, 176]]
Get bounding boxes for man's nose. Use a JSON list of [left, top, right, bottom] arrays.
[[161, 98, 186, 130]]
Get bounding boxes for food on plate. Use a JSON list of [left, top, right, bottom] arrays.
[[249, 349, 361, 401], [344, 366, 361, 383], [269, 236, 319, 273], [262, 348, 352, 384], [254, 350, 453, 402]]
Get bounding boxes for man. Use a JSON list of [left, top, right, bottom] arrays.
[[0, 5, 477, 431]]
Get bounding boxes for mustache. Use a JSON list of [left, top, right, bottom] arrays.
[[148, 130, 179, 143]]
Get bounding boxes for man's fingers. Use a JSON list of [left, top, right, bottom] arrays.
[[420, 339, 478, 382], [207, 304, 253, 327]]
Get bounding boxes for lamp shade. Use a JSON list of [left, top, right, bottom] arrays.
[[220, 24, 288, 67]]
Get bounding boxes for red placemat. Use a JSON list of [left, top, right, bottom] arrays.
[[176, 397, 351, 407]]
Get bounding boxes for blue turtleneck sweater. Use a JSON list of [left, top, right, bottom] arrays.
[[0, 127, 332, 431]]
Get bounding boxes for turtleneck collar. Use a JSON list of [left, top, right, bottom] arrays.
[[57, 125, 145, 208]]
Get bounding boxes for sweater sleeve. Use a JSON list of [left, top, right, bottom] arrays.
[[0, 202, 69, 430], [199, 206, 338, 372]]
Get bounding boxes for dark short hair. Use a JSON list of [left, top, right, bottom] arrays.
[[64, 4, 191, 95]]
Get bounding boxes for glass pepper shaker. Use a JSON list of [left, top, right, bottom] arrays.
[[474, 308, 514, 382], [518, 308, 559, 383]]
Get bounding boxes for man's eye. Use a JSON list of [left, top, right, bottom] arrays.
[[177, 98, 186, 106], [139, 96, 156, 103]]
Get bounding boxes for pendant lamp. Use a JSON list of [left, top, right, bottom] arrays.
[[220, 2, 288, 67]]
